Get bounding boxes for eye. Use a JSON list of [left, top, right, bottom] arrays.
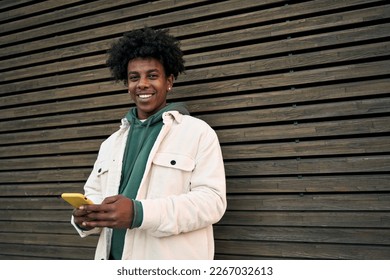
[[148, 73, 158, 79], [128, 75, 139, 82]]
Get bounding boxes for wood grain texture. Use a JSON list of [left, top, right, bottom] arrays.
[[1, 0, 389, 260]]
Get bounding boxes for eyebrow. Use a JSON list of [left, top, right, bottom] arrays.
[[128, 69, 160, 76]]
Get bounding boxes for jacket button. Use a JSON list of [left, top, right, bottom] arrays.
[[170, 160, 176, 165]]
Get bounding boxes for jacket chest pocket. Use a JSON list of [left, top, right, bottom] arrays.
[[153, 153, 195, 171], [148, 153, 195, 197]]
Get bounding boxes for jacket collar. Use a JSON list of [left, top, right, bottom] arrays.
[[120, 110, 183, 130], [163, 110, 183, 124]]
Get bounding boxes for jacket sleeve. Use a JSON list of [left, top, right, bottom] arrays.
[[70, 140, 109, 237], [71, 215, 102, 237], [139, 126, 227, 237]]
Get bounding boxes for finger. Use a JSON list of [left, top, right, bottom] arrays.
[[82, 220, 109, 228], [72, 208, 89, 217], [101, 195, 122, 204], [82, 203, 108, 212], [83, 195, 126, 211], [82, 218, 118, 228]]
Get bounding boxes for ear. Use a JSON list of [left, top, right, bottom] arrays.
[[167, 74, 174, 91]]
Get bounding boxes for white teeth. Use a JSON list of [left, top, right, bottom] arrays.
[[139, 94, 152, 99]]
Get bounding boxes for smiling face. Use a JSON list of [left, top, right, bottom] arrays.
[[127, 58, 174, 120]]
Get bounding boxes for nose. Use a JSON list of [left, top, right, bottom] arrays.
[[137, 76, 149, 89]]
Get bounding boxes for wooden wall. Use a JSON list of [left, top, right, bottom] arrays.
[[0, 0, 389, 259]]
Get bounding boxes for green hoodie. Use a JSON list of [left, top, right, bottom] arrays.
[[110, 103, 189, 259]]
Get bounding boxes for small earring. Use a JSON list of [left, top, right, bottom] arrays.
[[168, 87, 172, 91]]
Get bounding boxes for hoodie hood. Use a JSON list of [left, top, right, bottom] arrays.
[[125, 102, 190, 126]]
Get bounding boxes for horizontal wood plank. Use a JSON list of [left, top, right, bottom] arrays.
[[224, 155, 390, 176], [226, 174, 390, 193], [214, 226, 390, 245], [0, 168, 92, 183], [215, 240, 390, 259], [0, 232, 98, 247], [217, 116, 390, 144], [220, 211, 390, 228], [0, 210, 79, 222], [0, 182, 84, 196], [0, 0, 32, 14], [0, 154, 97, 170], [0, 244, 95, 259], [222, 136, 390, 160], [226, 193, 390, 211]]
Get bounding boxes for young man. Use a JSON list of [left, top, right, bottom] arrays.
[[71, 27, 226, 260]]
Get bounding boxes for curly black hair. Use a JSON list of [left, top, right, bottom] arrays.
[[106, 27, 185, 85]]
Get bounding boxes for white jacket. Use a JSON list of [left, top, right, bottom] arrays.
[[71, 110, 227, 259]]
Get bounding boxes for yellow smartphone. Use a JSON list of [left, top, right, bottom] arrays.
[[61, 193, 94, 208]]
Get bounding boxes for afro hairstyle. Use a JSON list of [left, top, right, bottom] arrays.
[[106, 27, 185, 85]]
